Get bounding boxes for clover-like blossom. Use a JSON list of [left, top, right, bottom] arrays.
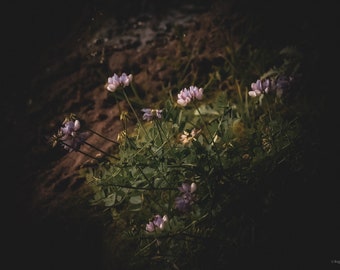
[[248, 79, 271, 97], [249, 76, 293, 98], [119, 73, 133, 87], [58, 119, 90, 152], [141, 108, 163, 121], [179, 182, 197, 193], [145, 214, 168, 232], [177, 86, 204, 106], [60, 120, 80, 139], [175, 182, 197, 213], [179, 128, 201, 145], [106, 72, 133, 92]]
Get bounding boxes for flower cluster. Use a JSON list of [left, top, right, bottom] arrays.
[[248, 75, 293, 98], [177, 85, 204, 106], [141, 108, 163, 121], [145, 214, 168, 232], [248, 79, 271, 97], [179, 128, 201, 145], [52, 117, 90, 152], [106, 73, 133, 92], [175, 182, 197, 212]]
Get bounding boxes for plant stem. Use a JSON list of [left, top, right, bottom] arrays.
[[87, 128, 119, 145], [122, 89, 149, 137], [60, 142, 99, 160]]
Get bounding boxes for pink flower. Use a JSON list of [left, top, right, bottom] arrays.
[[106, 73, 133, 92], [145, 214, 168, 232], [177, 86, 204, 106]]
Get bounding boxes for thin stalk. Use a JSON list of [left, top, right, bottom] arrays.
[[122, 89, 149, 137], [87, 128, 119, 145], [154, 119, 164, 145], [60, 142, 99, 160], [155, 119, 173, 147], [99, 182, 177, 191], [193, 102, 215, 144], [193, 101, 223, 170]]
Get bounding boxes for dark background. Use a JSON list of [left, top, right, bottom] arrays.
[[4, 0, 337, 106]]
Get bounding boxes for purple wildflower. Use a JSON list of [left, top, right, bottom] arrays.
[[189, 85, 204, 100], [119, 73, 133, 87], [178, 182, 197, 193], [175, 182, 197, 213], [249, 76, 293, 98], [145, 214, 168, 232], [61, 132, 90, 152], [106, 73, 133, 92], [177, 86, 204, 106], [60, 120, 80, 139], [248, 79, 271, 97], [145, 221, 155, 232], [59, 119, 89, 152], [141, 108, 163, 121]]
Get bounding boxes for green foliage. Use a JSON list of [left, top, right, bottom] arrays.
[[42, 11, 312, 267], [75, 43, 305, 268]]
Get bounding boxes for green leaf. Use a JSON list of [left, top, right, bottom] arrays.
[[103, 193, 116, 207], [129, 195, 142, 204]]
